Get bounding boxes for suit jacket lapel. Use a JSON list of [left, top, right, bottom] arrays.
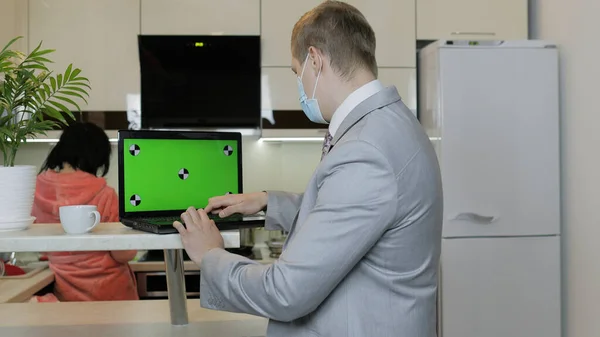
[[330, 86, 403, 146]]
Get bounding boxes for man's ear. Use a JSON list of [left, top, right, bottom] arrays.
[[307, 46, 323, 75]]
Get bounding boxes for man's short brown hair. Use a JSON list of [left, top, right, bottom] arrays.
[[291, 1, 377, 79]]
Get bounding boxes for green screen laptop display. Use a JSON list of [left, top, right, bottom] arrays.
[[122, 138, 239, 213]]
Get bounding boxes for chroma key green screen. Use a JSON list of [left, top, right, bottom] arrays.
[[122, 138, 239, 213]]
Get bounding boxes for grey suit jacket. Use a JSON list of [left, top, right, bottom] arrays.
[[200, 86, 443, 337]]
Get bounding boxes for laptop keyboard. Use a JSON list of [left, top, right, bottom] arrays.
[[136, 213, 243, 224]]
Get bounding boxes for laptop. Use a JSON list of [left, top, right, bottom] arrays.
[[117, 129, 265, 234]]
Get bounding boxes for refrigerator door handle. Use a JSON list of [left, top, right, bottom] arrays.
[[451, 212, 498, 224]]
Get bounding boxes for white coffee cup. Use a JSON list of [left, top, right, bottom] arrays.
[[59, 205, 101, 234]]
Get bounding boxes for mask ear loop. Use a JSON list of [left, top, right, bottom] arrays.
[[311, 55, 323, 99], [300, 53, 310, 79]]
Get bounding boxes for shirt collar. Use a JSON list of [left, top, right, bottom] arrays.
[[328, 80, 385, 138]]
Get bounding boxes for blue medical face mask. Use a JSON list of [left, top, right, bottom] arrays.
[[297, 53, 327, 124]]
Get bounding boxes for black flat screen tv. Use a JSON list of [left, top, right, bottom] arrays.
[[138, 35, 261, 129]]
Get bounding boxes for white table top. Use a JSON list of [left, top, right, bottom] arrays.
[[0, 222, 240, 252], [0, 299, 267, 336]]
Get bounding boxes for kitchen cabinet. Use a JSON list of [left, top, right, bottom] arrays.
[[378, 68, 417, 112], [261, 67, 300, 111], [261, 0, 415, 67], [262, 67, 416, 112], [417, 0, 528, 40], [260, 0, 321, 67], [141, 0, 260, 35], [28, 0, 140, 111], [344, 0, 415, 67], [440, 237, 561, 337], [0, 0, 28, 52]]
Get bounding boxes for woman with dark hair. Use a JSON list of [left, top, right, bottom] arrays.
[[31, 122, 138, 302]]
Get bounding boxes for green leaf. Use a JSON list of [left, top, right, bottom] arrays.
[[63, 110, 75, 121], [54, 95, 80, 111], [32, 93, 43, 105], [28, 41, 42, 57], [68, 81, 91, 90], [37, 87, 47, 101], [42, 104, 62, 120], [62, 86, 89, 96], [64, 64, 72, 85], [29, 46, 54, 59], [0, 126, 12, 140], [70, 76, 89, 83], [50, 76, 57, 92], [0, 37, 91, 158], [43, 83, 51, 96], [27, 56, 52, 64], [69, 68, 81, 81], [0, 51, 22, 65], [48, 99, 71, 115], [19, 63, 48, 71], [31, 49, 54, 57], [27, 120, 56, 133], [0, 114, 12, 126], [0, 36, 22, 54], [58, 90, 88, 104]]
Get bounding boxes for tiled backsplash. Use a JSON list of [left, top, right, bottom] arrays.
[[14, 139, 322, 194]]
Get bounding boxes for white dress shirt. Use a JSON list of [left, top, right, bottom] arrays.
[[328, 79, 385, 138]]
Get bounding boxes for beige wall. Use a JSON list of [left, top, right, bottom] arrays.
[[14, 140, 323, 194], [530, 1, 600, 336]]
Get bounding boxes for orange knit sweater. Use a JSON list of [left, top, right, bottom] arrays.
[[31, 170, 138, 302]]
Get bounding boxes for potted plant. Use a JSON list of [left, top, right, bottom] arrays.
[[0, 36, 90, 231]]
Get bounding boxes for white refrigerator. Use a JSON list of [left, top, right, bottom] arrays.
[[418, 40, 561, 337]]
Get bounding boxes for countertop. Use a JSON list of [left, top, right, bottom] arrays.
[[0, 267, 54, 303], [0, 222, 240, 252], [0, 299, 268, 336], [128, 258, 274, 272], [0, 259, 276, 303], [130, 260, 201, 272]]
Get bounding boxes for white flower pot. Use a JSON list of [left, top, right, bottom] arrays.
[[0, 165, 37, 231]]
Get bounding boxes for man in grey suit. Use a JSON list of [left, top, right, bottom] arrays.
[[173, 1, 443, 336]]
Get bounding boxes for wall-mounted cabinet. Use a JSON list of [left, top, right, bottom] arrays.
[[378, 68, 417, 112], [344, 0, 416, 67], [0, 0, 28, 52], [17, 0, 527, 113], [417, 0, 528, 40], [262, 67, 416, 111], [261, 68, 299, 111], [260, 0, 321, 67], [261, 0, 416, 67], [141, 0, 260, 35], [28, 0, 140, 111]]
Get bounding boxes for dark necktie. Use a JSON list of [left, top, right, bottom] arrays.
[[321, 131, 333, 161]]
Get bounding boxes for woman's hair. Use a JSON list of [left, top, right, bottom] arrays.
[[39, 122, 111, 177]]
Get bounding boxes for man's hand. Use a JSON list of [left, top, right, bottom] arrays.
[[205, 192, 268, 218], [173, 206, 224, 265]]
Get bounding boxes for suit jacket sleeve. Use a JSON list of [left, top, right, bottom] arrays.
[[264, 191, 303, 232], [199, 140, 397, 322]]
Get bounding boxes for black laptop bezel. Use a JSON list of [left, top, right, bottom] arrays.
[[117, 129, 244, 219]]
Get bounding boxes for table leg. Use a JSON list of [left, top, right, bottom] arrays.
[[164, 249, 189, 325]]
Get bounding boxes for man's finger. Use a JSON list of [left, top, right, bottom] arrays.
[[205, 196, 227, 213], [186, 206, 202, 226], [173, 221, 186, 235], [196, 208, 211, 225], [180, 212, 196, 232], [219, 203, 242, 218], [208, 207, 224, 214]]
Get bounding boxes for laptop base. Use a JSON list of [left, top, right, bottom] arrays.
[[121, 215, 265, 234]]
